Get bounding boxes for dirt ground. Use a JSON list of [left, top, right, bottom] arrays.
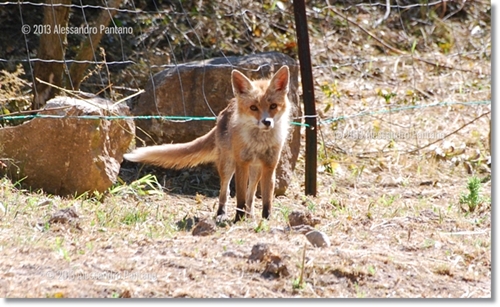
[[0, 153, 492, 298], [0, 0, 492, 299]]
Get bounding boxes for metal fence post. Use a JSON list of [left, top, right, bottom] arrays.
[[293, 0, 317, 196]]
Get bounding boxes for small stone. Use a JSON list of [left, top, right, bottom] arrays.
[[191, 218, 216, 236], [263, 254, 289, 278], [48, 207, 79, 224], [248, 243, 289, 278], [305, 230, 331, 248], [288, 210, 321, 227], [248, 243, 271, 262]]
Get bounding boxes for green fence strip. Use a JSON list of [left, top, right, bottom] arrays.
[[1, 100, 490, 129]]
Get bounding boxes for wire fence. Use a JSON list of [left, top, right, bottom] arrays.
[[0, 100, 490, 126], [0, 0, 492, 191]]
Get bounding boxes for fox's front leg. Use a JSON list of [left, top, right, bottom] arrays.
[[260, 164, 277, 219], [216, 159, 234, 220], [234, 162, 250, 222], [245, 165, 262, 219]]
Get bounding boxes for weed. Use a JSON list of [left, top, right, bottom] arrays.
[[349, 164, 365, 181], [86, 242, 94, 251], [367, 265, 376, 276], [377, 88, 397, 104], [292, 277, 304, 290], [422, 238, 436, 249], [292, 245, 306, 291], [95, 210, 107, 226], [330, 199, 341, 209], [54, 237, 70, 262], [122, 210, 148, 225], [109, 174, 163, 197], [378, 194, 397, 207], [366, 202, 375, 220], [317, 142, 339, 175], [254, 219, 269, 233], [354, 282, 366, 298], [320, 81, 340, 99], [306, 199, 317, 212], [279, 204, 291, 224], [459, 176, 487, 213], [235, 239, 244, 245]]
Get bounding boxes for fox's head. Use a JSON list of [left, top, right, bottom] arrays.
[[231, 65, 290, 131]]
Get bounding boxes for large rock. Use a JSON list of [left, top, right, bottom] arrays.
[[129, 52, 301, 195], [0, 96, 134, 196]]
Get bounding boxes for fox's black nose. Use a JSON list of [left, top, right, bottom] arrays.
[[262, 118, 272, 127]]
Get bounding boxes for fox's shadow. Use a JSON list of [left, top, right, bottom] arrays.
[[119, 160, 235, 198]]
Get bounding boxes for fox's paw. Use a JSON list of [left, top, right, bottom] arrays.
[[215, 213, 231, 225], [233, 211, 248, 223]]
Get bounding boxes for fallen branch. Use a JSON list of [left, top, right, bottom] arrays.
[[326, 5, 479, 74], [374, 0, 392, 27], [408, 111, 491, 154], [327, 6, 405, 55], [0, 106, 71, 119]]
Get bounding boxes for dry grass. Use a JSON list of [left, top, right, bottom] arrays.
[[0, 149, 491, 298], [0, 0, 491, 298]]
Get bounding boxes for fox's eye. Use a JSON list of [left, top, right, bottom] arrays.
[[270, 103, 277, 110], [250, 105, 258, 111]]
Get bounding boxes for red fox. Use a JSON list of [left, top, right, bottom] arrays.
[[124, 65, 291, 222]]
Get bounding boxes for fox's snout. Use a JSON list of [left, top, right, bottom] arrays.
[[261, 117, 274, 128], [258, 110, 275, 129]]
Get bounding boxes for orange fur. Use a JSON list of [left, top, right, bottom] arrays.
[[124, 65, 291, 222]]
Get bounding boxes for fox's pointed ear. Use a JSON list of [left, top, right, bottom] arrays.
[[269, 65, 290, 93], [232, 69, 254, 96]]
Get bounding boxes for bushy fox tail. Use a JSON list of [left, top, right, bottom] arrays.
[[124, 127, 218, 169]]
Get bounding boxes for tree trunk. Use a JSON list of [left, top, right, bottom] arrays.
[[68, 0, 123, 90], [32, 0, 71, 110]]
